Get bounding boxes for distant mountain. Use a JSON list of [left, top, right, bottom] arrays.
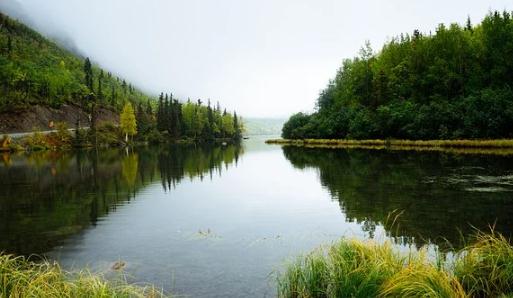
[[243, 118, 285, 136]]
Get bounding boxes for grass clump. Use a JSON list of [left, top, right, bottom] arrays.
[[0, 253, 168, 298], [278, 239, 403, 298], [381, 256, 466, 298], [278, 232, 513, 298], [454, 232, 513, 297]]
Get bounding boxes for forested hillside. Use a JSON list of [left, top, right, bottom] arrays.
[[0, 12, 150, 112], [0, 12, 242, 140], [283, 11, 513, 140]]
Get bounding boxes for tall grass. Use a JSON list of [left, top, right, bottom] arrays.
[[277, 232, 513, 298], [0, 254, 168, 298], [454, 232, 513, 297]]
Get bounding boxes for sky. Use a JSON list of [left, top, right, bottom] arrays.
[[2, 1, 513, 117]]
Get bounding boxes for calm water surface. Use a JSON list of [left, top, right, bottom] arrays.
[[1, 137, 513, 297]]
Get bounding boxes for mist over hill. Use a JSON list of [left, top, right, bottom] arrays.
[[243, 118, 286, 136]]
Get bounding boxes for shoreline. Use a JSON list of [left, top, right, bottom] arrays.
[[1, 130, 241, 153], [265, 138, 513, 155]]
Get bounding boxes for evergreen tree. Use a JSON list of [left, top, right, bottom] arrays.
[[146, 99, 153, 115], [157, 93, 164, 131], [164, 93, 170, 133], [83, 57, 93, 91], [110, 86, 116, 106], [7, 35, 12, 54], [233, 111, 241, 139], [97, 71, 104, 103], [465, 16, 473, 31], [122, 80, 127, 95]]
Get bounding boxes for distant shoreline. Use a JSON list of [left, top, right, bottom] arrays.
[[265, 138, 513, 155]]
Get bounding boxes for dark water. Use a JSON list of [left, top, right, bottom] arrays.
[[1, 138, 513, 297]]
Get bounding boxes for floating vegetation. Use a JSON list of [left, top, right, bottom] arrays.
[[195, 228, 221, 239], [111, 260, 126, 271]]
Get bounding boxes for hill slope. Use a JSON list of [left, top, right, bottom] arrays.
[[0, 12, 151, 132]]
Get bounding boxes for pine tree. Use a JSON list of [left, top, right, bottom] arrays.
[[157, 93, 164, 131], [7, 35, 12, 54], [122, 80, 127, 95], [110, 86, 116, 106], [83, 57, 93, 91], [465, 16, 473, 31], [146, 99, 153, 115], [206, 100, 214, 137], [233, 111, 241, 139], [97, 71, 104, 103], [164, 93, 170, 133], [172, 99, 182, 138]]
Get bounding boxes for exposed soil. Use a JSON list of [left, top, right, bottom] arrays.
[[0, 104, 119, 133]]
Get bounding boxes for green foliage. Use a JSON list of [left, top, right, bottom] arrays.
[[96, 121, 123, 147], [0, 12, 152, 112], [283, 11, 513, 140], [156, 96, 242, 140], [24, 130, 48, 150]]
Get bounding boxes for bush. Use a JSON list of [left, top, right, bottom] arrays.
[[282, 113, 313, 139], [95, 121, 123, 147], [24, 130, 48, 150]]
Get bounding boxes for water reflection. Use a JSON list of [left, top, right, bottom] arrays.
[[282, 146, 513, 248], [0, 144, 242, 255]]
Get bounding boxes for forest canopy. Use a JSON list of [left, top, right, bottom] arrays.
[[282, 11, 513, 140]]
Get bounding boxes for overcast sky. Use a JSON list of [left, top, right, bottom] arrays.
[[2, 1, 513, 117]]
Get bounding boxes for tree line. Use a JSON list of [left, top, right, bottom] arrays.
[[283, 11, 513, 140], [129, 93, 242, 142]]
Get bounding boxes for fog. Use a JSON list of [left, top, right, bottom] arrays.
[[1, 0, 513, 117]]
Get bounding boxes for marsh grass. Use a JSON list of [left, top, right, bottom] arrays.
[[266, 139, 513, 155], [0, 254, 168, 298], [277, 232, 513, 298]]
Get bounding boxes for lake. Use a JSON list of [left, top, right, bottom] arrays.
[[1, 137, 513, 297]]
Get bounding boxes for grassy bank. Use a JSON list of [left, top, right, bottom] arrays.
[[266, 139, 513, 155], [277, 232, 513, 298], [0, 254, 168, 297]]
